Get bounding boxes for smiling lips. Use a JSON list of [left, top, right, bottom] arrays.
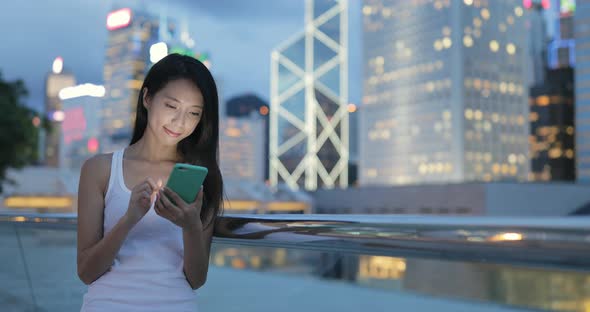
[[163, 127, 181, 138]]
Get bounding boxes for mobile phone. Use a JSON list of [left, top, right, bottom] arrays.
[[166, 163, 208, 203]]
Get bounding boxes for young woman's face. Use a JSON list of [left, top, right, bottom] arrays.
[[144, 78, 204, 146]]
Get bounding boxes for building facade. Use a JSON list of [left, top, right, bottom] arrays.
[[360, 0, 529, 186], [575, 1, 590, 182], [270, 0, 349, 190], [44, 57, 76, 167]]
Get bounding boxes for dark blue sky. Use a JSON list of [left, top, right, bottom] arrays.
[[0, 0, 362, 112]]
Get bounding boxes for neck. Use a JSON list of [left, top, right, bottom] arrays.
[[128, 132, 180, 162]]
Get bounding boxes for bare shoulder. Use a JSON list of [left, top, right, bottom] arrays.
[[80, 153, 114, 193]]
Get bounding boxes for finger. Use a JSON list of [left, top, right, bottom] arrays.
[[154, 200, 173, 220], [159, 189, 183, 216], [145, 177, 158, 192], [163, 187, 188, 206]]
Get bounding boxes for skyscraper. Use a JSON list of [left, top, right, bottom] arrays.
[[529, 67, 575, 181], [101, 8, 172, 152], [270, 0, 349, 191], [226, 94, 270, 180], [575, 1, 590, 182], [360, 0, 529, 186], [219, 116, 266, 183], [44, 57, 76, 167], [59, 83, 104, 170]]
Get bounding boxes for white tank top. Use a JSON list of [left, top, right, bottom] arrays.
[[81, 149, 199, 311]]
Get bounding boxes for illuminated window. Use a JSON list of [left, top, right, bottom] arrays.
[[442, 37, 452, 49], [506, 43, 516, 55], [536, 96, 550, 106], [434, 40, 443, 51], [463, 36, 474, 47], [465, 109, 474, 120], [442, 27, 451, 36], [474, 110, 483, 120], [481, 9, 490, 20], [514, 7, 523, 17], [489, 40, 499, 52], [363, 6, 372, 15]]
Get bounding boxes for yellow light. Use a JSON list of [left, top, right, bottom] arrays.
[[465, 109, 474, 120], [507, 16, 514, 25], [12, 216, 26, 222], [225, 127, 242, 137], [259, 106, 269, 115], [515, 7, 524, 17], [473, 17, 482, 27], [489, 40, 499, 52], [434, 40, 443, 51], [506, 43, 516, 55], [537, 96, 550, 106], [464, 0, 473, 6], [348, 103, 357, 113], [474, 110, 483, 120], [224, 200, 260, 211], [442, 27, 451, 36], [442, 110, 451, 120], [508, 154, 517, 164], [267, 202, 309, 212], [549, 148, 563, 159], [490, 232, 523, 242], [4, 196, 73, 209], [463, 35, 474, 47], [362, 6, 372, 15], [442, 37, 452, 48], [566, 149, 574, 159], [481, 9, 490, 20]]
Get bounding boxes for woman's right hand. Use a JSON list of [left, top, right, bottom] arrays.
[[124, 177, 160, 226]]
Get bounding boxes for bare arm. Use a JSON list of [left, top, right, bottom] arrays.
[[76, 155, 136, 285], [182, 218, 215, 289]]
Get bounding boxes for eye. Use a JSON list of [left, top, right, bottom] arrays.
[[165, 103, 177, 109], [190, 112, 200, 117]]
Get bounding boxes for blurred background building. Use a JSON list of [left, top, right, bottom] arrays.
[[270, 0, 349, 191], [100, 7, 208, 153], [220, 116, 266, 183], [360, 0, 529, 186], [59, 83, 104, 170], [225, 94, 270, 181], [575, 1, 590, 182], [44, 57, 76, 167]]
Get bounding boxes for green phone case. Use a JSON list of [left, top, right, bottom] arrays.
[[166, 163, 208, 203]]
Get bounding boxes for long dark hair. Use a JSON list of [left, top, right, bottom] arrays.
[[130, 53, 223, 228]]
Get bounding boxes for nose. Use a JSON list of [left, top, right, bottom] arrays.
[[171, 110, 187, 129]]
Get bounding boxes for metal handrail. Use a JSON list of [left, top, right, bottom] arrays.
[[2, 211, 590, 269]]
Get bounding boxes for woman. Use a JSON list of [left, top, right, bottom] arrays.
[[77, 53, 223, 311]]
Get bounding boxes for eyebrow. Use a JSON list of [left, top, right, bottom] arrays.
[[164, 95, 203, 108]]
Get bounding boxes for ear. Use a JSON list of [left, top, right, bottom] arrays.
[[142, 88, 150, 110]]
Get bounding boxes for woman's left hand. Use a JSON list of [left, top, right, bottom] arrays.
[[155, 186, 204, 230]]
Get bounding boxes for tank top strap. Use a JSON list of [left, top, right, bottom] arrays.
[[105, 149, 123, 201]]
